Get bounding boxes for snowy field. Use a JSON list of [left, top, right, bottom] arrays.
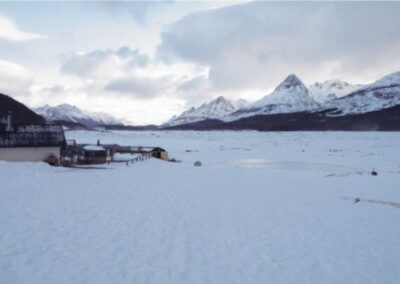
[[1, 130, 400, 284]]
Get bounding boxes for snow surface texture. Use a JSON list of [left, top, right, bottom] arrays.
[[1, 130, 400, 284], [164, 96, 249, 126], [34, 104, 123, 127]]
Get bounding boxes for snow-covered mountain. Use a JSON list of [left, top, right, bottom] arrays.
[[34, 104, 124, 127], [309, 79, 362, 103], [324, 71, 400, 115], [164, 96, 249, 126], [232, 98, 250, 109], [227, 74, 319, 121]]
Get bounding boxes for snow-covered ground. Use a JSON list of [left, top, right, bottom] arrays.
[[1, 130, 400, 284]]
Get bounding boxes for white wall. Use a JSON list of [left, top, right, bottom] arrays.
[[0, 147, 60, 162]]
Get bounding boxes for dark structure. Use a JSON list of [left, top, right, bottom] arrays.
[[0, 123, 66, 148], [0, 93, 45, 124], [61, 142, 111, 165], [149, 147, 168, 160]]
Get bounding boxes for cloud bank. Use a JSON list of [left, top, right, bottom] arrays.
[[0, 13, 47, 42], [157, 2, 400, 89], [61, 47, 149, 80]]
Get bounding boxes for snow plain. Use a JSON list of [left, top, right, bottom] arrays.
[[1, 130, 400, 284]]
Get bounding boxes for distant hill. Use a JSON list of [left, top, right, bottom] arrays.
[[34, 104, 124, 128], [163, 96, 249, 127], [0, 93, 45, 124]]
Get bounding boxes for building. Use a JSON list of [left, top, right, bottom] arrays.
[[150, 147, 169, 160], [0, 113, 66, 163], [61, 142, 112, 165]]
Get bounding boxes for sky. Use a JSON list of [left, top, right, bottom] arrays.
[[0, 1, 399, 125]]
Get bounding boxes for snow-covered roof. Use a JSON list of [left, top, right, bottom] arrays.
[[83, 145, 106, 151]]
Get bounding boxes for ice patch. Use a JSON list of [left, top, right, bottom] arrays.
[[232, 158, 362, 174]]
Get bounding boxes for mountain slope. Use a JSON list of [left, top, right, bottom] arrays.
[[164, 105, 400, 131], [164, 96, 248, 126], [0, 93, 45, 124], [324, 71, 400, 115], [309, 79, 362, 103], [34, 104, 123, 128], [227, 74, 318, 121]]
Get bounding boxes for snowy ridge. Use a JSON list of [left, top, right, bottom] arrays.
[[164, 96, 249, 126], [34, 104, 124, 127], [226, 74, 319, 121], [309, 79, 362, 103], [325, 71, 400, 115]]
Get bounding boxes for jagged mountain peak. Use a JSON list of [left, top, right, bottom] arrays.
[[275, 74, 306, 91], [213, 96, 228, 102], [251, 74, 316, 107], [226, 74, 318, 121]]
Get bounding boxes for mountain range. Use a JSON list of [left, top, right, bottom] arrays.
[[34, 104, 125, 128], [162, 71, 400, 131], [163, 74, 368, 126], [2, 70, 400, 131]]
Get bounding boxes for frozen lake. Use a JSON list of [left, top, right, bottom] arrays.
[[1, 131, 400, 284]]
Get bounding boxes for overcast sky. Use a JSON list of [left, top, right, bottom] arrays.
[[0, 1, 399, 124]]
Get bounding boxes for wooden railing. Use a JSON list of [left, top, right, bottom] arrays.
[[116, 153, 153, 166]]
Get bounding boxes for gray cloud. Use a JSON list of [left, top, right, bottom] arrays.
[[61, 47, 149, 79], [104, 76, 171, 99], [91, 1, 172, 24], [177, 75, 208, 93], [157, 2, 400, 89]]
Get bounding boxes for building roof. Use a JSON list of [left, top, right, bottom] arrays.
[[0, 124, 66, 148], [83, 145, 106, 151]]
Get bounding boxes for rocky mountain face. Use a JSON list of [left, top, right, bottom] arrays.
[[0, 93, 45, 125], [34, 104, 124, 128]]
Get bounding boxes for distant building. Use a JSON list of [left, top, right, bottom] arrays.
[[81, 145, 111, 164], [0, 113, 66, 163], [150, 147, 169, 160]]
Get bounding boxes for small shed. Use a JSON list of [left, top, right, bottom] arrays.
[[150, 147, 168, 160]]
